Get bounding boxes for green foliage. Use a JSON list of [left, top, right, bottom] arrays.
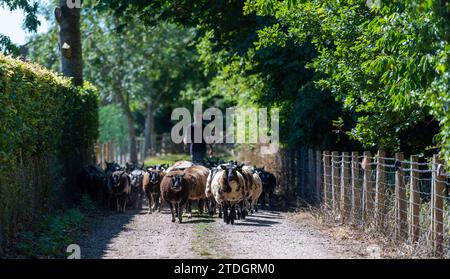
[[245, 0, 448, 157], [0, 54, 98, 253], [0, 0, 40, 54], [16, 208, 87, 258], [99, 104, 128, 144]]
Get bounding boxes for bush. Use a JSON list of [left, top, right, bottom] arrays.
[[0, 54, 98, 254], [16, 208, 88, 258]]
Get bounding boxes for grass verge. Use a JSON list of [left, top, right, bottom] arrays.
[[190, 212, 230, 259], [12, 195, 96, 259]]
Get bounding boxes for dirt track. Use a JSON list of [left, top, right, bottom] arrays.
[[79, 205, 370, 259]]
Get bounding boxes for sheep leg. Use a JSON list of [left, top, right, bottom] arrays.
[[137, 190, 143, 210], [198, 199, 204, 215], [218, 202, 223, 219], [151, 194, 157, 213], [230, 203, 235, 225], [147, 192, 153, 214], [187, 200, 192, 219], [169, 203, 176, 222], [178, 201, 186, 224], [260, 192, 266, 208], [157, 195, 161, 212], [268, 191, 274, 210], [123, 196, 128, 213], [224, 202, 230, 224]]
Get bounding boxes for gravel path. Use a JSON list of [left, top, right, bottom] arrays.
[[79, 205, 367, 259]]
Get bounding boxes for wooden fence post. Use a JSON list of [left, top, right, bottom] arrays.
[[375, 149, 386, 229], [331, 151, 340, 213], [363, 151, 372, 222], [431, 155, 445, 255], [298, 148, 305, 200], [351, 152, 361, 221], [341, 152, 350, 220], [301, 147, 307, 200], [296, 149, 302, 204], [323, 151, 331, 208], [308, 148, 314, 203], [409, 155, 420, 243], [94, 144, 100, 165], [316, 150, 322, 204], [395, 152, 407, 240]]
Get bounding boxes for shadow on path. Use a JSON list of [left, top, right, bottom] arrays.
[[79, 209, 137, 259]]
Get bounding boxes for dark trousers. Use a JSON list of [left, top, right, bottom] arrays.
[[191, 149, 206, 163]]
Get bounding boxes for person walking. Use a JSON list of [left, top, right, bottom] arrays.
[[183, 112, 213, 163]]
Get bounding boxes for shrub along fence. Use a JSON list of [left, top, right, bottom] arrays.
[[284, 147, 450, 257], [0, 54, 98, 255]]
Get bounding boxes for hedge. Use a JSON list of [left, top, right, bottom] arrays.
[[0, 54, 98, 254]]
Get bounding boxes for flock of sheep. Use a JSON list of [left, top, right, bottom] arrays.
[[77, 159, 277, 225]]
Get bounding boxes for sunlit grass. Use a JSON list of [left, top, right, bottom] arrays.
[[144, 153, 190, 166], [144, 153, 234, 167]]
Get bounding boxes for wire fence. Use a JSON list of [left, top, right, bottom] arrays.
[[280, 148, 449, 258]]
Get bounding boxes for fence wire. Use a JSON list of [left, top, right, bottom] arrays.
[[287, 149, 449, 258]]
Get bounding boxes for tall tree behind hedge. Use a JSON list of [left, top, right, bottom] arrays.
[[55, 0, 83, 86]]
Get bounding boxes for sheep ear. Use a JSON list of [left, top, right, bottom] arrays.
[[240, 163, 245, 168], [262, 166, 265, 171], [181, 173, 186, 177]]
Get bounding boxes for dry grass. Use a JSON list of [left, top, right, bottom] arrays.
[[288, 207, 442, 259]]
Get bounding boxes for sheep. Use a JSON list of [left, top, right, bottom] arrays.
[[210, 164, 246, 225], [255, 167, 277, 209], [129, 169, 145, 210], [166, 160, 193, 172], [239, 165, 263, 215], [250, 171, 263, 213], [160, 170, 195, 223], [76, 164, 107, 203], [142, 168, 165, 214], [184, 165, 210, 217], [205, 166, 220, 216], [110, 170, 132, 213]]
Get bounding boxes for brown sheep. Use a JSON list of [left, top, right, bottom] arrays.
[[184, 165, 210, 217], [166, 160, 193, 172], [160, 170, 195, 223], [110, 170, 132, 213], [240, 165, 263, 214], [142, 168, 165, 214]]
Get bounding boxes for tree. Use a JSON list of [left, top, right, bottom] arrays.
[[55, 0, 83, 86], [95, 0, 358, 151], [245, 0, 449, 156], [0, 0, 39, 55]]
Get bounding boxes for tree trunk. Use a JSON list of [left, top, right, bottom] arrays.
[[125, 113, 138, 164], [122, 104, 138, 164], [115, 90, 138, 164], [55, 0, 83, 86], [144, 101, 153, 158]]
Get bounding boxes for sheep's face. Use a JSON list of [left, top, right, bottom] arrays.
[[149, 170, 161, 184], [221, 164, 243, 183], [111, 172, 123, 189], [170, 174, 185, 190], [130, 172, 142, 187], [105, 161, 121, 173], [255, 167, 270, 185]]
